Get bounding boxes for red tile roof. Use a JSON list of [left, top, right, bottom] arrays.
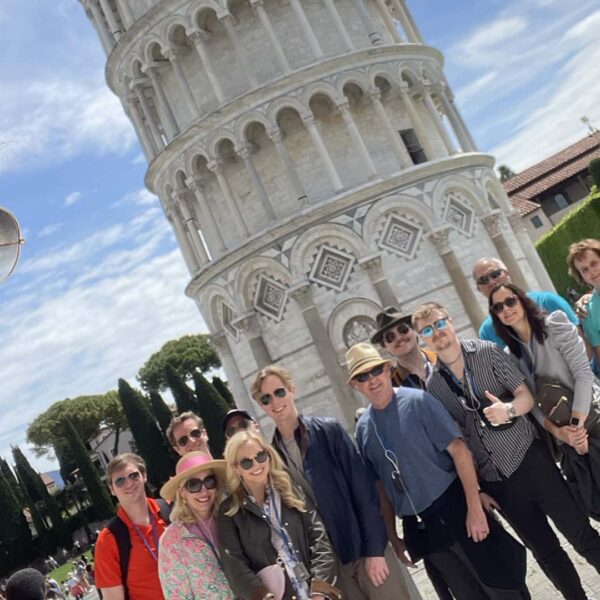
[[509, 194, 541, 216]]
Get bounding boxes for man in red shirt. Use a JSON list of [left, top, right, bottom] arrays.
[[95, 453, 167, 600]]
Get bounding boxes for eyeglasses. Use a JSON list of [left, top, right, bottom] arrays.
[[353, 364, 385, 383], [382, 323, 411, 345], [183, 474, 217, 493], [225, 418, 250, 439], [476, 269, 505, 286], [491, 295, 519, 315], [259, 387, 287, 406], [113, 471, 142, 488], [418, 318, 449, 337], [238, 449, 270, 471], [176, 428, 205, 448]]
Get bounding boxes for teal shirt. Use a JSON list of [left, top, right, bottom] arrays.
[[583, 289, 600, 347]]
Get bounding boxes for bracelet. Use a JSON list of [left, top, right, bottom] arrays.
[[506, 403, 517, 421]]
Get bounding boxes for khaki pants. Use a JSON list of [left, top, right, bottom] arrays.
[[337, 544, 422, 600]]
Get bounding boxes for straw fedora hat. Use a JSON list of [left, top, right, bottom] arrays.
[[345, 343, 391, 382], [160, 451, 227, 501]]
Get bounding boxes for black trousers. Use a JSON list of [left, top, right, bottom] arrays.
[[483, 440, 600, 600]]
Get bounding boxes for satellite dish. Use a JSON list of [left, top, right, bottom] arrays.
[[0, 207, 23, 282]]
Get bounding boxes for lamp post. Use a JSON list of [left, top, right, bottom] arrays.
[[0, 207, 24, 282]]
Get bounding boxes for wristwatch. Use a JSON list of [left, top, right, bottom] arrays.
[[506, 403, 517, 421]]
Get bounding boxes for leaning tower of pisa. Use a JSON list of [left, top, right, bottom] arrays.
[[81, 0, 554, 427]]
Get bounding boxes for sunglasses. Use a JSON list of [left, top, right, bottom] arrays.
[[418, 318, 449, 338], [383, 323, 411, 345], [225, 418, 250, 439], [238, 449, 270, 471], [259, 387, 287, 406], [113, 471, 142, 488], [183, 474, 217, 493], [176, 428, 205, 448], [491, 295, 519, 315], [353, 364, 385, 383], [476, 269, 504, 286]]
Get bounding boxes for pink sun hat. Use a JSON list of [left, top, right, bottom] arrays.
[[160, 451, 227, 501]]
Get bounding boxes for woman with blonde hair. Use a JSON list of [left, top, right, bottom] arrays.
[[158, 451, 234, 599], [217, 431, 339, 600]]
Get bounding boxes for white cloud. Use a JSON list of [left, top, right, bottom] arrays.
[[459, 16, 527, 56], [38, 222, 63, 237], [63, 191, 81, 207]]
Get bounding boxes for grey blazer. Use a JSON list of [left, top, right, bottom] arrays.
[[511, 310, 595, 425]]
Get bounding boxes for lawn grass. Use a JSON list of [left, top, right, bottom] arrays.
[[47, 550, 93, 584]]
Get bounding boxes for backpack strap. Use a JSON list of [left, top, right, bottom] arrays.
[[106, 517, 131, 600], [155, 498, 172, 524]]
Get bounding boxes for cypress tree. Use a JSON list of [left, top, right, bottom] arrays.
[[62, 417, 115, 518], [149, 390, 173, 435], [165, 364, 198, 414], [118, 379, 175, 489], [14, 469, 52, 555], [0, 456, 23, 506], [212, 376, 235, 408], [193, 372, 230, 458]]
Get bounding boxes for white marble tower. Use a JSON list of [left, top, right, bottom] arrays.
[[81, 0, 551, 427]]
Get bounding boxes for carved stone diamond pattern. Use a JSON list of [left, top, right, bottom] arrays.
[[309, 245, 355, 292], [253, 274, 287, 321], [219, 301, 239, 340], [444, 191, 474, 236], [378, 215, 421, 258]]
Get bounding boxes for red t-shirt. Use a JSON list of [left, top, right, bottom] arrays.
[[95, 498, 167, 600]]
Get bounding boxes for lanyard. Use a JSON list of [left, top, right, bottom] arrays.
[[265, 488, 295, 556], [188, 520, 222, 567], [132, 516, 159, 562]]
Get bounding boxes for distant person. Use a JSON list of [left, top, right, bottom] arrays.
[[472, 257, 578, 346], [222, 409, 260, 441], [167, 412, 212, 457]]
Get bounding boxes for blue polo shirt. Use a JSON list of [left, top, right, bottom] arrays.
[[356, 387, 459, 517], [480, 290, 578, 347]]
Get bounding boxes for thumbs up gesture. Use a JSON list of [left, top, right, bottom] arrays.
[[482, 391, 511, 426]]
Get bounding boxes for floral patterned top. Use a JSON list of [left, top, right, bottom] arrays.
[[158, 520, 234, 600]]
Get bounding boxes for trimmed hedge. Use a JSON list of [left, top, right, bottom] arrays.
[[535, 195, 600, 296]]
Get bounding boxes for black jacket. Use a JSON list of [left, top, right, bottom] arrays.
[[216, 491, 337, 600]]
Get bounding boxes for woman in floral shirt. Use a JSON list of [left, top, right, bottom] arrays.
[[158, 451, 234, 600]]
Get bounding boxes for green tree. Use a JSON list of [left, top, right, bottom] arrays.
[[497, 164, 517, 182], [137, 334, 221, 391], [62, 417, 115, 519], [212, 376, 235, 408], [0, 456, 23, 506], [165, 364, 198, 414], [118, 379, 175, 489], [193, 373, 229, 458], [14, 468, 52, 554], [149, 391, 173, 435]]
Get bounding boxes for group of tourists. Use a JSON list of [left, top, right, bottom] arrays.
[[87, 237, 600, 600]]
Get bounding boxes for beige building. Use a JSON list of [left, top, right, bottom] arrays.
[[80, 0, 552, 429]]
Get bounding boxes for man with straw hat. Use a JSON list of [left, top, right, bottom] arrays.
[[347, 343, 530, 599]]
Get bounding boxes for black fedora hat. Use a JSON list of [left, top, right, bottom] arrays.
[[370, 307, 413, 344]]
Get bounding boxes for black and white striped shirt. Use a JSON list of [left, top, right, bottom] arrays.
[[426, 338, 536, 482]]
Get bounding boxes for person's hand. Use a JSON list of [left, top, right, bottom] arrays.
[[556, 425, 588, 448], [482, 392, 511, 426], [479, 491, 501, 514], [466, 502, 489, 542], [575, 293, 592, 320], [364, 556, 389, 587], [390, 536, 416, 567]]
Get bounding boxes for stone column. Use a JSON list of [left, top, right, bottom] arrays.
[[389, 0, 422, 43], [398, 83, 436, 160], [444, 87, 478, 152], [124, 96, 157, 160], [144, 64, 180, 139], [233, 311, 272, 368], [372, 0, 403, 43], [428, 226, 485, 330], [207, 159, 250, 237], [166, 48, 201, 118], [250, 0, 290, 73], [130, 81, 164, 149], [482, 211, 529, 291], [87, 2, 114, 53], [301, 113, 344, 192], [237, 144, 277, 222], [211, 331, 260, 420], [186, 176, 227, 254], [338, 101, 378, 180], [289, 0, 323, 58], [165, 204, 198, 273], [351, 0, 382, 45], [220, 13, 258, 87], [322, 0, 354, 51], [115, 0, 134, 28], [369, 88, 412, 168], [98, 0, 122, 39], [289, 280, 359, 426], [173, 191, 209, 265], [437, 84, 471, 153], [507, 210, 556, 292], [422, 84, 456, 155], [359, 254, 399, 308], [267, 128, 307, 202], [189, 30, 225, 104]]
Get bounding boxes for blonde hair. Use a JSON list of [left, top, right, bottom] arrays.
[[223, 431, 305, 516], [567, 239, 600, 286], [170, 469, 221, 524], [411, 302, 447, 327], [249, 365, 294, 403]]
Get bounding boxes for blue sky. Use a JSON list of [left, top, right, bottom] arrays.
[[1, 0, 599, 472]]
